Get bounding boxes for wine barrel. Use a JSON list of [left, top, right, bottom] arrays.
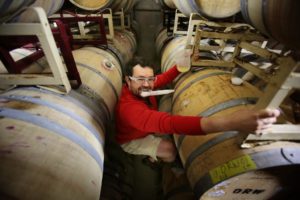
[[200, 166, 300, 200], [172, 0, 198, 17], [155, 27, 174, 58], [69, 0, 135, 12], [108, 30, 137, 72], [0, 87, 105, 200], [241, 0, 300, 50], [161, 36, 188, 73], [171, 68, 300, 199], [173, 0, 240, 18], [161, 35, 217, 73], [0, 46, 123, 200], [68, 0, 112, 11], [72, 46, 123, 118], [0, 0, 35, 22], [10, 0, 64, 22], [159, 93, 173, 113]]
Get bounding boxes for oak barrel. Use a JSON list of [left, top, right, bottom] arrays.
[[241, 0, 300, 50], [155, 26, 174, 58], [69, 0, 112, 11], [108, 30, 137, 71], [9, 0, 64, 22], [0, 87, 105, 200], [0, 46, 123, 200], [173, 0, 240, 18], [0, 0, 34, 22], [171, 68, 300, 199]]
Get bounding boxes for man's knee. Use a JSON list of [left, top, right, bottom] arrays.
[[157, 139, 177, 162]]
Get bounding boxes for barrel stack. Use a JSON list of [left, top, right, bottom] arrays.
[[157, 0, 300, 199], [0, 0, 138, 199]]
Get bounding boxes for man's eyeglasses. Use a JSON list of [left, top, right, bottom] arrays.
[[129, 76, 156, 84]]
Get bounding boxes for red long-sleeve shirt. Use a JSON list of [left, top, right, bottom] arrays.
[[115, 66, 204, 144]]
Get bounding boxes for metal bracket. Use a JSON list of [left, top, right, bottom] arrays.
[[0, 7, 71, 93]]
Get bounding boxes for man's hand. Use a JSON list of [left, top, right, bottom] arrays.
[[174, 49, 192, 72], [229, 108, 281, 135]]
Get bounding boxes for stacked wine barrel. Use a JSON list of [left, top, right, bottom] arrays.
[[0, 45, 123, 200], [158, 0, 300, 50], [0, 0, 138, 199], [157, 8, 300, 197]]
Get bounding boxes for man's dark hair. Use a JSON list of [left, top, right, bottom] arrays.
[[125, 56, 153, 76]]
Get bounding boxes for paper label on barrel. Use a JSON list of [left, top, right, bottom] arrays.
[[209, 155, 257, 184]]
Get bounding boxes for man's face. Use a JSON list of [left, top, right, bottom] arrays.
[[126, 64, 155, 97]]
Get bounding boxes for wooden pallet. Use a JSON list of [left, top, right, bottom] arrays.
[[190, 20, 300, 146]]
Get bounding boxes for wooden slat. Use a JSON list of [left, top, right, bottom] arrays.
[[239, 41, 278, 60], [234, 58, 271, 81], [192, 60, 235, 68]]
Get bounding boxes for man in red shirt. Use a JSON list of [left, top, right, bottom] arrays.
[[115, 60, 280, 163]]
